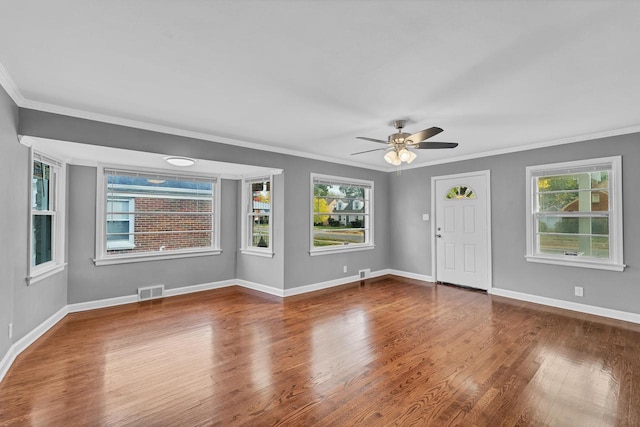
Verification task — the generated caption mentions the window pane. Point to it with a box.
[131,213,213,232]
[108,231,213,254]
[32,161,50,211]
[538,171,609,192]
[591,236,610,258]
[538,234,608,258]
[105,171,216,255]
[538,191,608,212]
[251,181,270,212]
[538,217,608,235]
[312,177,372,250]
[249,215,270,248]
[446,185,475,199]
[107,221,130,240]
[313,228,365,247]
[106,200,133,221]
[32,214,52,266]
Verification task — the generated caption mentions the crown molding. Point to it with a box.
[0,61,25,105]
[386,124,640,173]
[3,60,638,174]
[18,98,390,173]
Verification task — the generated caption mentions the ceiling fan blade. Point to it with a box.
[351,147,389,155]
[406,127,443,143]
[356,136,389,144]
[413,141,458,149]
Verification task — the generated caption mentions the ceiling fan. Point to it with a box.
[352,120,458,165]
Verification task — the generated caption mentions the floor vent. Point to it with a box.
[138,285,165,301]
[359,269,371,279]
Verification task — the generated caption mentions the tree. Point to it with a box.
[339,186,364,199]
[313,197,331,225]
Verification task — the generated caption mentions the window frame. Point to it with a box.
[240,175,274,258]
[309,173,374,256]
[94,164,221,266]
[27,149,67,285]
[525,156,625,271]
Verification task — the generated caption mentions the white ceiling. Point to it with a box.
[1,1,639,170]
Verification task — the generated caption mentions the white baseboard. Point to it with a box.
[283,268,390,297]
[164,279,237,297]
[388,269,434,283]
[490,288,640,325]
[236,280,284,297]
[0,305,69,383]
[68,294,138,313]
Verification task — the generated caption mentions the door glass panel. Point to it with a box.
[445,185,475,199]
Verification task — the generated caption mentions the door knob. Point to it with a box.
[436,234,442,238]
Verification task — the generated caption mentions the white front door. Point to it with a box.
[432,170,491,290]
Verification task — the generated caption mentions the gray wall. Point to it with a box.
[67,165,238,303]
[0,87,67,366]
[282,156,389,288]
[0,86,18,360]
[235,174,285,289]
[20,108,390,299]
[390,132,640,314]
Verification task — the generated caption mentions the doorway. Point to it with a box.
[431,170,492,291]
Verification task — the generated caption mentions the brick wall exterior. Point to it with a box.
[108,197,212,254]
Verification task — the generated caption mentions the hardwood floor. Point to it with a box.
[1,275,639,426]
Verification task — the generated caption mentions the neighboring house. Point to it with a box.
[332,198,365,227]
[562,190,609,212]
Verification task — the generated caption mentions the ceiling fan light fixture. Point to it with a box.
[384,150,399,165]
[398,148,412,162]
[406,150,418,164]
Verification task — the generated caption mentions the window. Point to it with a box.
[525,156,624,271]
[241,176,273,257]
[310,173,374,255]
[446,185,476,199]
[94,167,220,265]
[29,151,66,284]
[106,198,135,250]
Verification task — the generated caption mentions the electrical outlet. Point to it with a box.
[343,265,348,273]
[574,286,584,297]
[8,322,12,339]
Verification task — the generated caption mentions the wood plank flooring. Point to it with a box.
[1,275,639,426]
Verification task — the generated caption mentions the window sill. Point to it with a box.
[27,263,67,285]
[525,255,626,272]
[240,248,274,258]
[93,249,222,266]
[309,244,375,257]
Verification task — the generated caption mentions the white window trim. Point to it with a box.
[525,156,625,272]
[93,164,221,266]
[240,174,274,258]
[309,173,375,256]
[27,149,67,285]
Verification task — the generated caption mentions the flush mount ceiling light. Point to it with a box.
[164,156,196,167]
[352,120,459,165]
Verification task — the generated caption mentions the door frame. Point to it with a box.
[431,169,493,291]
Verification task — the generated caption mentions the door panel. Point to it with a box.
[445,244,456,270]
[434,173,490,290]
[464,244,476,272]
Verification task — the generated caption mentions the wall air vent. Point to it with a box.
[359,269,371,279]
[138,284,165,301]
